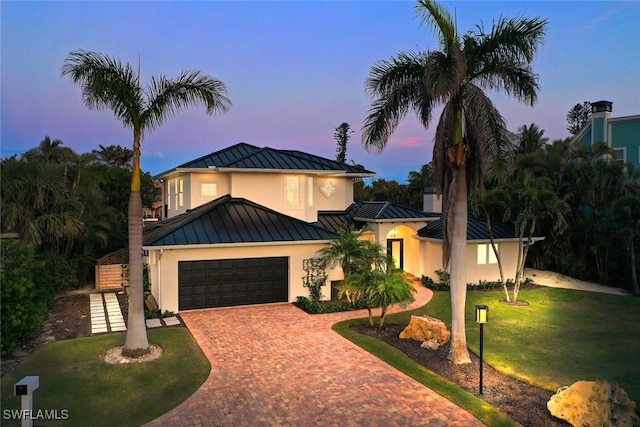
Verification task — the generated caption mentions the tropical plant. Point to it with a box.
[317,225,383,279]
[367,265,416,328]
[62,49,231,356]
[361,0,547,363]
[516,123,548,154]
[1,156,84,247]
[92,144,134,168]
[334,122,353,164]
[512,175,569,302]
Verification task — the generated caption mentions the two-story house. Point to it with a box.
[573,100,640,167]
[143,142,539,313]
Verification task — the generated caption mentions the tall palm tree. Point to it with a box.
[63,50,231,356]
[362,0,546,363]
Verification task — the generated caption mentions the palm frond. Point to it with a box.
[414,0,457,51]
[61,50,143,129]
[362,52,429,152]
[462,83,511,188]
[143,70,232,131]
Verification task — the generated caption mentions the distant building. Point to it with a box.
[573,100,640,167]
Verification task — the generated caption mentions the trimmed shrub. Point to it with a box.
[295,296,368,314]
[421,273,532,292]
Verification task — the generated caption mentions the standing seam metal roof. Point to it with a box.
[158,143,374,176]
[417,217,518,240]
[143,195,337,246]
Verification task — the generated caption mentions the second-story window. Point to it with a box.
[176,179,183,209]
[307,177,314,207]
[285,176,300,209]
[201,182,217,197]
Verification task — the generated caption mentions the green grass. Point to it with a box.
[335,287,640,422]
[333,318,518,427]
[1,328,210,427]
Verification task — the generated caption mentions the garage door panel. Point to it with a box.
[178,257,289,310]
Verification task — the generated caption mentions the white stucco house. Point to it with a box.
[144,143,541,312]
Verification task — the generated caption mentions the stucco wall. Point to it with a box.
[420,240,522,284]
[189,172,231,209]
[147,242,341,313]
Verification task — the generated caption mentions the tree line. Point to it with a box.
[0,138,156,355]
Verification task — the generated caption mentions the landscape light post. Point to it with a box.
[475,305,489,395]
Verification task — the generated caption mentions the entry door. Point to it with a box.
[387,239,404,270]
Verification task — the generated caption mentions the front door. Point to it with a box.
[387,239,404,270]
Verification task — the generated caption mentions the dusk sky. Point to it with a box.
[2,1,639,182]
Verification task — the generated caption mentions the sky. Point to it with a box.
[2,1,639,183]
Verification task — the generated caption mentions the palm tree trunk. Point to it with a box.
[448,167,471,364]
[123,132,150,356]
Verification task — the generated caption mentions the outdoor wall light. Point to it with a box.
[475,304,489,395]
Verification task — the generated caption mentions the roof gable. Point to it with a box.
[315,200,437,232]
[352,201,438,221]
[144,195,337,246]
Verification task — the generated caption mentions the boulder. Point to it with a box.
[547,380,640,427]
[399,315,450,349]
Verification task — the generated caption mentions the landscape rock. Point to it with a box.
[399,315,450,349]
[547,380,640,427]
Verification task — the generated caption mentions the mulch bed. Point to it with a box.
[352,323,569,427]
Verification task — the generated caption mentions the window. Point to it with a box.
[477,244,498,265]
[167,180,172,210]
[285,176,300,209]
[177,179,184,209]
[613,148,626,165]
[307,177,314,207]
[201,182,217,197]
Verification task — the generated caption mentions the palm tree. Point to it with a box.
[517,123,548,154]
[93,144,134,168]
[361,0,546,363]
[512,174,569,302]
[63,50,231,356]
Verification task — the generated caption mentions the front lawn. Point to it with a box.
[1,328,209,427]
[338,287,640,405]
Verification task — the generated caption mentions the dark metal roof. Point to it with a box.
[177,143,261,169]
[144,195,337,246]
[156,143,374,177]
[352,201,438,221]
[315,200,437,232]
[417,216,518,241]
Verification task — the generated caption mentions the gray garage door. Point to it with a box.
[178,257,289,310]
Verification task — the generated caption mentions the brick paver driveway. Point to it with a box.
[146,285,483,426]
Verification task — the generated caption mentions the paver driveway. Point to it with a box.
[146,285,484,426]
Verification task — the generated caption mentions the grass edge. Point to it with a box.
[332,318,518,427]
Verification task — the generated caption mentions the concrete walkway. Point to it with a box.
[90,292,127,334]
[146,284,484,427]
[524,268,631,296]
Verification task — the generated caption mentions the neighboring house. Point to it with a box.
[573,100,640,167]
[144,143,541,313]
